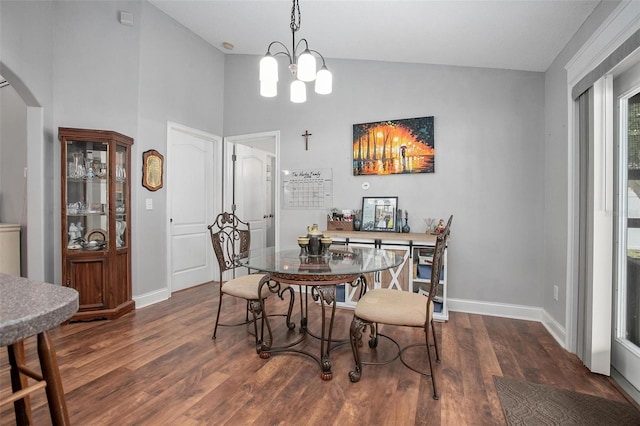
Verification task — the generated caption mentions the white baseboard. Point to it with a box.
[130,291,570,349]
[134,287,170,309]
[540,309,566,348]
[448,298,567,349]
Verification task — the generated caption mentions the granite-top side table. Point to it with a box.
[0,273,78,425]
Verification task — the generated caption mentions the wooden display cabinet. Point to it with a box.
[59,127,134,321]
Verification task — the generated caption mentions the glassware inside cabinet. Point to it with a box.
[115,145,127,248]
[65,140,109,251]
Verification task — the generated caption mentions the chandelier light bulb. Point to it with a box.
[297,50,317,82]
[260,80,278,97]
[259,55,278,82]
[314,66,332,95]
[290,80,307,103]
[259,0,331,103]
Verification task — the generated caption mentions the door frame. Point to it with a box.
[165,121,222,294]
[0,62,48,282]
[612,68,640,398]
[565,0,640,355]
[223,130,281,250]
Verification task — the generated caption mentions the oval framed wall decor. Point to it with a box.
[142,149,164,191]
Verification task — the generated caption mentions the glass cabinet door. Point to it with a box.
[65,140,109,251]
[115,144,128,248]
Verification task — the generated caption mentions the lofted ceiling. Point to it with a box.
[148,0,601,73]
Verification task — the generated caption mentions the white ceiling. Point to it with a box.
[148,0,601,73]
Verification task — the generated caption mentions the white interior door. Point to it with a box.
[223,131,279,251]
[168,123,220,292]
[234,144,267,250]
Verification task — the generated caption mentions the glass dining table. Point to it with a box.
[236,246,404,380]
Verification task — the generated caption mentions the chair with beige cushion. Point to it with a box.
[208,212,295,347]
[348,215,452,400]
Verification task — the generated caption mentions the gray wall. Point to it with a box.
[0,0,225,299]
[136,1,224,296]
[224,55,546,307]
[1,0,56,280]
[0,84,27,224]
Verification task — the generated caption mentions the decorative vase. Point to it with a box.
[306,223,323,256]
[307,224,322,236]
[70,152,85,178]
[353,218,361,231]
[307,235,322,256]
[402,219,410,233]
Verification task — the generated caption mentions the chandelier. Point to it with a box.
[259,0,332,103]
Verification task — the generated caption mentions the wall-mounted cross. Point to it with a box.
[301,130,312,151]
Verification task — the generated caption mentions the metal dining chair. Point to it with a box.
[348,215,452,400]
[208,212,295,348]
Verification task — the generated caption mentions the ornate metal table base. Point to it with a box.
[257,273,365,381]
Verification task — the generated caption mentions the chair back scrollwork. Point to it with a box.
[425,215,452,325]
[208,212,251,277]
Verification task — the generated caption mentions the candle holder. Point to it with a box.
[297,236,309,256]
[321,237,333,256]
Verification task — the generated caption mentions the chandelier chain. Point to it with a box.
[290,0,301,33]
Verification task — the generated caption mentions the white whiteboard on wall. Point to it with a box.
[282,168,333,209]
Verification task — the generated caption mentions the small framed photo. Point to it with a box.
[361,196,398,232]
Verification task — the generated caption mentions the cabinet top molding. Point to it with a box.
[58,127,133,145]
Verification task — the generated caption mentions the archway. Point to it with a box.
[1,62,48,281]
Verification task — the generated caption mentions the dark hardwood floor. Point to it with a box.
[1,282,636,425]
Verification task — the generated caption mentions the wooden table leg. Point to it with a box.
[37,331,71,426]
[7,340,32,425]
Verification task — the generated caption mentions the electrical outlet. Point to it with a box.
[145,198,153,210]
[553,285,559,301]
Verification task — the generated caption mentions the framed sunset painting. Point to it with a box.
[353,116,435,176]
